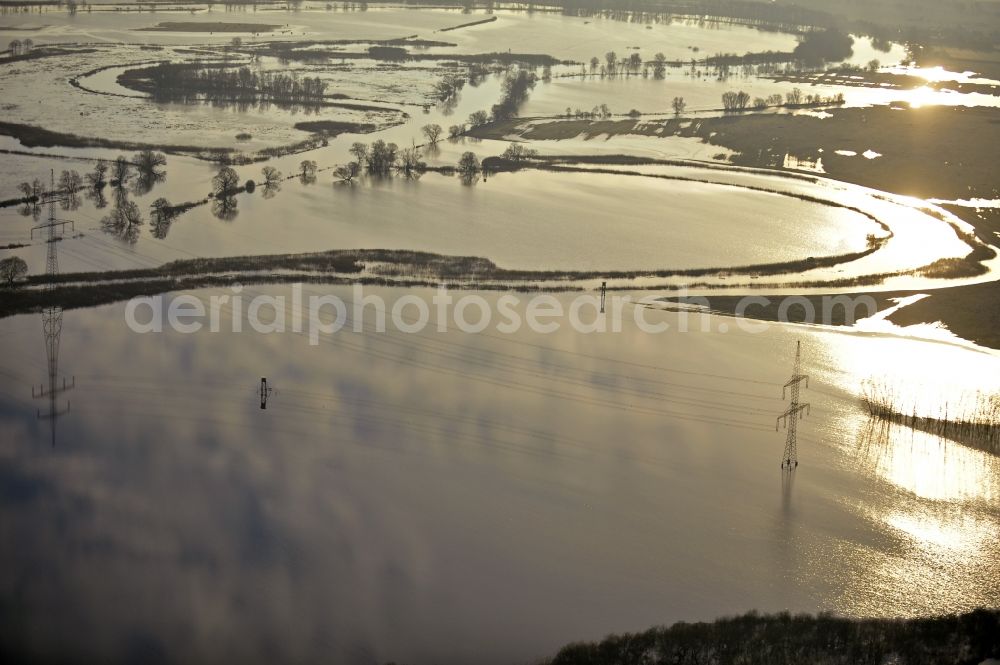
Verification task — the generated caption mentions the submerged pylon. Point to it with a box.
[776,341,810,469]
[30,170,75,446]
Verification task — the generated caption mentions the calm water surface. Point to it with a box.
[0,286,997,664]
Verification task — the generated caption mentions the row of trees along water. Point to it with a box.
[10,151,168,245]
[5,38,33,56]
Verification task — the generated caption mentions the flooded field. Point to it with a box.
[0,165,884,271]
[1,2,999,664]
[0,287,998,663]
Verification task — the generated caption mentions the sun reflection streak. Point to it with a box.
[907,86,938,109]
[823,332,1000,418]
[855,505,1000,616]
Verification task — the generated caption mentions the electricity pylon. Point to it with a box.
[31,170,75,447]
[260,378,273,409]
[776,340,809,469]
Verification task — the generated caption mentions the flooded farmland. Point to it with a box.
[1,2,999,664]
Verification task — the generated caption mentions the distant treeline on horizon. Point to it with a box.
[543,608,1000,665]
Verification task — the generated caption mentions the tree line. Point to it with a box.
[543,608,1000,665]
[6,38,33,56]
[138,63,328,105]
[722,88,845,111]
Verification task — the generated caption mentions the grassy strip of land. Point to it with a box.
[0,194,36,209]
[293,120,379,136]
[883,280,1000,350]
[0,45,97,65]
[768,69,1000,97]
[68,59,170,98]
[0,117,389,164]
[541,608,999,665]
[136,22,280,33]
[661,278,1000,350]
[0,273,579,321]
[23,241,889,288]
[0,120,231,156]
[439,15,498,32]
[255,40,567,66]
[0,235,929,320]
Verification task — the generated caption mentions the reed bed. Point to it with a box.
[861,379,1000,455]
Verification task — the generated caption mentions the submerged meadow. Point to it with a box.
[1,2,999,663]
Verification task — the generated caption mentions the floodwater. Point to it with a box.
[0,165,886,275]
[520,67,1000,118]
[2,6,999,663]
[0,144,981,290]
[3,5,993,165]
[0,6,800,61]
[0,286,997,664]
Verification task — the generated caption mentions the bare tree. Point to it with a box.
[457,151,480,183]
[58,170,82,193]
[500,143,537,162]
[102,199,143,244]
[150,197,174,219]
[212,196,238,222]
[0,256,27,286]
[86,160,108,189]
[149,197,179,238]
[467,110,489,127]
[434,74,465,102]
[18,179,44,200]
[396,144,425,178]
[213,165,240,196]
[604,51,617,75]
[333,163,357,183]
[672,97,686,115]
[134,150,167,179]
[652,52,667,79]
[421,123,443,145]
[261,166,282,186]
[722,90,750,112]
[111,156,131,187]
[299,160,317,183]
[366,141,397,175]
[349,142,369,168]
[118,199,143,227]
